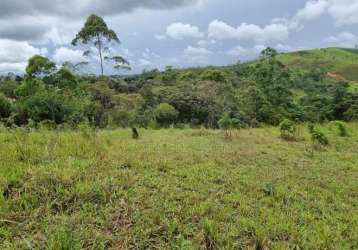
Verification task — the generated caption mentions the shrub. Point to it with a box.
[0,93,12,118]
[218,113,242,130]
[154,103,179,127]
[218,113,232,130]
[343,104,358,121]
[308,124,329,146]
[279,119,297,140]
[332,121,349,137]
[0,80,18,98]
[200,69,227,82]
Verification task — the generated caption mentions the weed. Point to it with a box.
[308,124,329,147]
[46,228,82,250]
[262,183,275,196]
[279,119,298,141]
[332,121,349,137]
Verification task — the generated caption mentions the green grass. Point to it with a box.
[349,82,358,93]
[0,124,358,249]
[278,47,358,81]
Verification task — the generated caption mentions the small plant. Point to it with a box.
[132,127,140,139]
[279,119,297,141]
[262,182,275,196]
[202,219,218,250]
[308,124,329,147]
[46,228,81,250]
[332,121,349,137]
[14,129,31,162]
[218,113,242,130]
[78,122,96,139]
[219,113,234,140]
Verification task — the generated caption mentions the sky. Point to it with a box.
[0,0,358,74]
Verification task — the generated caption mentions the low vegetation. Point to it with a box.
[278,47,358,82]
[1,124,357,249]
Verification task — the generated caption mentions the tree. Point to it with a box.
[0,93,12,118]
[0,79,18,98]
[72,14,129,75]
[62,61,89,74]
[201,70,227,82]
[51,67,78,89]
[154,103,178,127]
[250,47,302,124]
[26,55,56,78]
[260,47,278,60]
[218,113,242,129]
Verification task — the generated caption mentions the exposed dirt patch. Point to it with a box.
[327,71,347,82]
[104,207,133,250]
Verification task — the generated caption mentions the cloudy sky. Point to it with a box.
[0,0,358,74]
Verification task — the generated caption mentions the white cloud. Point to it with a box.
[328,0,358,25]
[208,20,289,44]
[142,48,160,60]
[0,39,40,63]
[0,62,27,74]
[227,45,266,58]
[154,34,167,40]
[43,23,81,46]
[197,39,216,47]
[289,0,358,27]
[184,46,212,56]
[138,58,153,67]
[0,39,44,73]
[227,46,249,57]
[52,47,86,64]
[184,45,213,64]
[120,48,134,58]
[275,44,294,52]
[166,22,204,40]
[325,32,358,47]
[208,20,238,40]
[295,0,329,21]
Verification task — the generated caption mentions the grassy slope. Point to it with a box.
[278,47,358,82]
[1,125,357,249]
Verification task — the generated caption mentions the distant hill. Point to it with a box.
[277,47,358,82]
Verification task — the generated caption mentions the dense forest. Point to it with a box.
[0,15,357,130]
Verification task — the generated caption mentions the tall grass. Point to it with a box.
[1,124,358,249]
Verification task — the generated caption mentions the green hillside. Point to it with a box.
[278,47,358,82]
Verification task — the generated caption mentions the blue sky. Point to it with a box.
[0,0,357,74]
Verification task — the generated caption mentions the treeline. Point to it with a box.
[0,47,357,129]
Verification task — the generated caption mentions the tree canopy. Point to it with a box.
[26,55,56,78]
[72,14,129,75]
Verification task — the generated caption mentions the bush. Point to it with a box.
[200,69,227,82]
[0,80,18,98]
[343,104,358,121]
[0,93,12,118]
[279,119,297,140]
[332,121,349,137]
[218,113,232,130]
[308,124,329,146]
[218,113,242,130]
[154,103,179,127]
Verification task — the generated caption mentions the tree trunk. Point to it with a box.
[97,35,104,75]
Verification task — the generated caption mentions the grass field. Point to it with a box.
[278,47,358,81]
[0,124,358,249]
